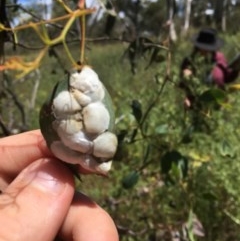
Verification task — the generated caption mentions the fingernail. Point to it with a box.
[22,159,66,195]
[32,169,64,195]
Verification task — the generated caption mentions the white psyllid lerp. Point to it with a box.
[40,66,118,175]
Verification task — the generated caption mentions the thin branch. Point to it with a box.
[5,85,27,128]
[1,8,95,32]
[29,69,40,110]
[78,0,86,64]
[0,115,11,136]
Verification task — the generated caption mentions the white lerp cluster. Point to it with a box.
[50,66,118,175]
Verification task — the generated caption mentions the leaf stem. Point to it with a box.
[78,0,86,65]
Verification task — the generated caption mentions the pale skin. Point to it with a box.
[182,69,192,108]
[0,130,119,241]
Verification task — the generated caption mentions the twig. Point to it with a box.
[29,69,40,110]
[0,115,11,136]
[5,84,26,128]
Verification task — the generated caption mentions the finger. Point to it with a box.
[0,158,74,241]
[0,130,105,179]
[58,192,119,241]
[0,130,52,184]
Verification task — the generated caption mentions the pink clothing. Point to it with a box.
[211,52,228,87]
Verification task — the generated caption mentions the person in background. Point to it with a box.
[179,28,238,108]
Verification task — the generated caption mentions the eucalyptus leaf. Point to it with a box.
[130,99,142,123]
[122,171,139,189]
[219,139,235,158]
[160,150,188,179]
[155,124,169,134]
[186,210,196,241]
[199,89,226,105]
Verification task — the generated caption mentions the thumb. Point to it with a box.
[0,158,75,241]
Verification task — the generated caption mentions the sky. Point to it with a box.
[19,0,52,5]
[14,0,239,27]
[19,0,159,7]
[14,0,158,27]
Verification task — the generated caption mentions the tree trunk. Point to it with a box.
[166,0,177,42]
[214,0,229,31]
[222,0,229,31]
[183,0,192,34]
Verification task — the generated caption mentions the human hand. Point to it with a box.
[0,130,119,241]
[183,68,192,78]
[184,97,192,108]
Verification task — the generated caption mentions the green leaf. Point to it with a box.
[219,139,235,158]
[186,210,196,241]
[143,144,151,163]
[161,150,181,174]
[181,125,194,143]
[171,162,182,180]
[130,99,142,123]
[185,210,205,238]
[199,89,226,105]
[122,171,139,189]
[160,150,188,179]
[154,73,164,84]
[155,124,169,134]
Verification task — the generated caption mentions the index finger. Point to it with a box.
[0,130,53,177]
